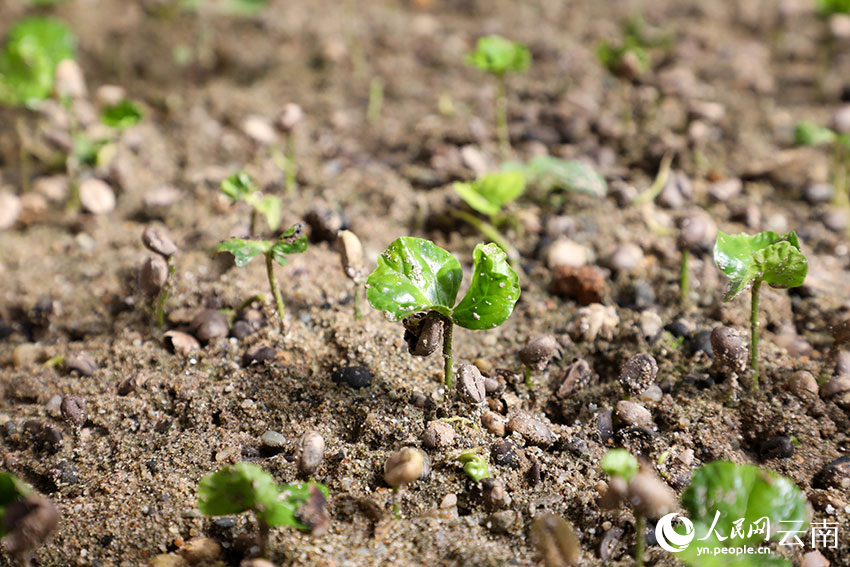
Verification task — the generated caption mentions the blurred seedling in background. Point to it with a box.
[596,15,671,80]
[216,224,307,332]
[817,0,850,16]
[466,35,530,158]
[794,120,850,215]
[367,237,520,388]
[141,225,179,328]
[455,449,490,482]
[220,171,281,236]
[518,335,560,389]
[451,171,525,266]
[676,211,716,304]
[197,462,329,558]
[503,155,608,208]
[275,103,303,194]
[713,231,808,392]
[0,472,60,566]
[337,230,366,320]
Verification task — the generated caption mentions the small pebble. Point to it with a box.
[690,330,713,356]
[457,364,486,404]
[804,183,834,204]
[545,238,589,268]
[242,345,276,366]
[677,211,717,251]
[65,353,98,377]
[519,335,560,371]
[550,266,608,305]
[260,431,287,452]
[439,493,457,509]
[298,431,325,475]
[117,376,136,396]
[567,303,619,342]
[144,185,181,209]
[55,59,87,98]
[615,400,653,427]
[707,178,743,202]
[423,421,455,450]
[60,395,87,428]
[179,537,221,564]
[491,438,518,468]
[481,478,510,509]
[32,176,68,203]
[0,192,22,230]
[606,243,643,272]
[79,178,116,215]
[277,103,304,132]
[482,411,506,437]
[659,170,692,209]
[640,311,663,340]
[190,309,229,342]
[331,366,372,389]
[506,413,557,447]
[483,378,504,394]
[241,115,277,145]
[760,436,794,460]
[384,447,426,487]
[821,374,850,398]
[530,513,580,567]
[619,353,658,396]
[487,510,517,535]
[163,331,200,356]
[788,370,818,398]
[142,225,178,258]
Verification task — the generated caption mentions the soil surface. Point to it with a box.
[2,0,850,566]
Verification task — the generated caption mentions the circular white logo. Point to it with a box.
[655,512,695,553]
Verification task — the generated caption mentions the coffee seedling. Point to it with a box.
[384,448,427,518]
[600,449,676,567]
[518,335,560,388]
[504,155,608,199]
[794,120,850,210]
[672,461,808,566]
[276,103,303,194]
[466,35,530,156]
[197,462,329,558]
[713,231,808,391]
[0,471,60,564]
[141,225,178,328]
[100,98,143,130]
[676,211,716,303]
[337,230,366,320]
[456,449,490,482]
[596,16,670,80]
[817,0,850,16]
[452,171,525,265]
[220,171,281,236]
[216,223,307,332]
[366,237,521,388]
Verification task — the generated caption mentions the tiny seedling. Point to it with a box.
[338,230,366,320]
[100,99,143,130]
[466,35,530,157]
[452,171,525,265]
[817,0,850,16]
[197,462,328,558]
[504,155,608,199]
[216,223,307,332]
[142,225,178,328]
[794,120,850,211]
[713,231,808,391]
[220,171,282,236]
[674,461,809,566]
[600,450,645,567]
[596,16,670,79]
[0,471,59,563]
[456,449,491,482]
[366,237,521,388]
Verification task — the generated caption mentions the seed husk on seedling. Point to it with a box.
[451,171,525,266]
[197,462,329,558]
[366,237,521,388]
[216,223,307,333]
[337,229,365,320]
[384,448,428,518]
[220,171,281,237]
[0,471,60,564]
[465,35,530,157]
[713,231,808,391]
[518,335,560,388]
[142,225,178,328]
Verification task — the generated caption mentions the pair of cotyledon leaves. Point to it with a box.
[366,237,520,331]
[713,231,808,302]
[197,462,327,531]
[220,171,282,233]
[216,224,307,267]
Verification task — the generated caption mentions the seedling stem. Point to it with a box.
[680,248,689,304]
[523,366,533,388]
[353,283,363,320]
[154,259,174,328]
[750,279,761,392]
[496,73,509,158]
[443,315,454,388]
[285,133,297,194]
[257,517,270,558]
[449,209,519,268]
[266,250,286,332]
[635,513,646,567]
[15,116,31,193]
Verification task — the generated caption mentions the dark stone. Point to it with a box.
[689,330,713,357]
[243,345,276,366]
[760,436,794,460]
[597,409,614,444]
[664,320,691,339]
[331,366,372,389]
[491,438,518,469]
[231,320,254,340]
[190,309,229,343]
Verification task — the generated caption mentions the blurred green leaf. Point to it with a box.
[601,449,639,481]
[466,35,530,76]
[101,99,143,129]
[793,120,837,147]
[453,171,525,217]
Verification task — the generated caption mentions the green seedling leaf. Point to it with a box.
[256,195,282,232]
[713,231,807,301]
[225,0,271,16]
[0,16,76,106]
[675,461,809,566]
[818,0,850,16]
[264,481,329,530]
[197,462,279,517]
[221,171,258,202]
[466,35,530,76]
[793,120,836,147]
[269,223,307,264]
[101,99,143,129]
[453,171,525,217]
[457,452,491,482]
[0,472,33,537]
[513,156,607,197]
[600,449,639,481]
[217,224,306,268]
[453,242,520,330]
[366,237,462,321]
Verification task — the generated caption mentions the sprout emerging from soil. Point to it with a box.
[99,98,143,130]
[713,231,808,391]
[465,35,530,157]
[141,225,178,328]
[676,211,716,303]
[197,462,329,558]
[275,103,303,194]
[456,449,491,482]
[531,513,580,567]
[794,119,850,216]
[0,472,60,565]
[337,229,365,320]
[220,171,281,237]
[518,335,560,389]
[384,448,428,518]
[216,224,307,332]
[451,171,525,266]
[366,237,521,388]
[596,16,670,80]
